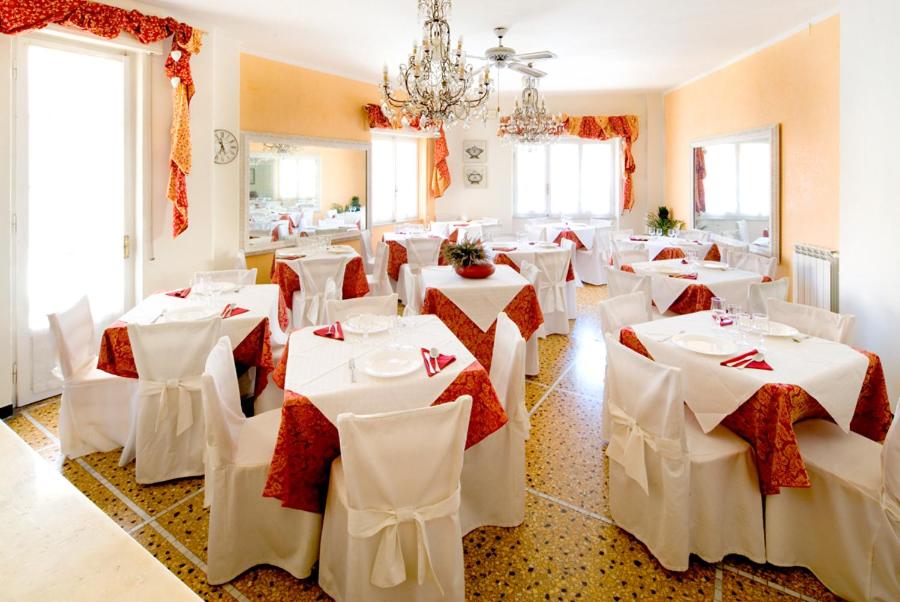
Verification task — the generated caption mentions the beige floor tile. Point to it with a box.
[463,493,715,601]
[231,566,331,601]
[525,381,549,412]
[28,397,61,437]
[526,389,609,517]
[528,335,578,385]
[721,570,797,601]
[724,556,845,601]
[555,335,608,398]
[3,414,53,450]
[157,495,210,563]
[64,457,145,530]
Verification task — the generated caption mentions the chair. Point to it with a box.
[318,396,473,602]
[201,336,322,584]
[326,294,398,324]
[366,242,394,297]
[604,335,765,570]
[764,414,900,602]
[193,269,258,286]
[523,247,572,336]
[119,318,221,483]
[358,230,375,274]
[287,256,348,328]
[736,219,749,242]
[604,265,652,301]
[679,229,710,242]
[729,250,777,279]
[612,249,647,269]
[460,313,527,534]
[397,237,442,313]
[766,298,855,343]
[233,250,248,270]
[598,292,652,337]
[748,277,789,315]
[710,234,748,264]
[48,296,138,458]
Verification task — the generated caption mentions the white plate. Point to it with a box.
[361,346,421,378]
[535,242,557,248]
[672,333,738,356]
[343,314,394,335]
[327,245,355,254]
[702,261,729,270]
[766,321,800,337]
[161,305,219,323]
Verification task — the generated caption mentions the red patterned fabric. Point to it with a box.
[271,256,370,311]
[553,229,586,250]
[98,318,274,397]
[563,115,639,212]
[420,286,543,373]
[262,361,507,511]
[654,247,686,261]
[384,239,449,281]
[704,244,721,262]
[693,148,706,213]
[619,328,893,494]
[0,0,201,238]
[494,253,575,282]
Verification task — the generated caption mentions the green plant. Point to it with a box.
[646,205,684,233]
[443,239,488,268]
[331,195,362,214]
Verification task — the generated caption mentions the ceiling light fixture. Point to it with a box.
[497,72,564,144]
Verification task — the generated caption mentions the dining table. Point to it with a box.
[525,222,595,250]
[381,231,451,281]
[618,311,892,495]
[623,258,767,314]
[616,234,719,262]
[486,240,577,311]
[264,314,508,513]
[270,246,370,319]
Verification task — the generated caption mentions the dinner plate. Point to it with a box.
[535,242,557,248]
[702,261,729,270]
[361,346,421,378]
[161,305,219,323]
[343,314,394,335]
[766,321,800,337]
[327,245,355,254]
[200,281,237,294]
[672,333,738,356]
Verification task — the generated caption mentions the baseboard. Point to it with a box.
[0,405,12,420]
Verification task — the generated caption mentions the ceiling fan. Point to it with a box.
[471,26,557,78]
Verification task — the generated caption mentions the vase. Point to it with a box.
[455,263,495,279]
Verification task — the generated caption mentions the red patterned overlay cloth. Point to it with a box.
[271,256,370,313]
[384,239,451,281]
[263,361,507,511]
[421,286,543,373]
[98,319,275,397]
[619,327,893,495]
[553,229,586,250]
[493,253,576,282]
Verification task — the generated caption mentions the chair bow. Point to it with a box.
[606,402,683,495]
[540,280,568,313]
[304,277,337,325]
[138,376,203,436]
[347,487,461,595]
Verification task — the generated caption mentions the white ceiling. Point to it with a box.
[144,0,838,92]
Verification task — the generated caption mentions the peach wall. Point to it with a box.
[664,16,840,277]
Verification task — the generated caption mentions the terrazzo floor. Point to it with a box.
[5,284,845,601]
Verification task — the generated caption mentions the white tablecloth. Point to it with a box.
[630,311,870,433]
[616,236,712,260]
[418,265,528,332]
[526,223,595,249]
[630,259,763,313]
[486,242,577,309]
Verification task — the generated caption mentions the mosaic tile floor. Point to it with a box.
[5,284,844,601]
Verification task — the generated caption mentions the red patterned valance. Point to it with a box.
[693,147,706,213]
[563,115,640,213]
[0,0,202,237]
[365,103,451,199]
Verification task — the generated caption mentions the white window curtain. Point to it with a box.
[371,134,419,224]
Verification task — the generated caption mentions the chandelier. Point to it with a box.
[380,0,491,134]
[497,74,565,144]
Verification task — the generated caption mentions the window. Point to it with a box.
[514,140,618,218]
[276,155,319,206]
[371,135,419,224]
[702,141,771,217]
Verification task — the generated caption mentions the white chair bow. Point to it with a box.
[606,402,683,495]
[139,376,203,436]
[347,488,460,595]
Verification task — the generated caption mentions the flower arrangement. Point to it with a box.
[646,205,684,233]
[443,239,494,278]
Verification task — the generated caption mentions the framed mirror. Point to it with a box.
[690,124,780,261]
[241,133,371,250]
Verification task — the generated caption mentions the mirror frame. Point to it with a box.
[689,124,781,262]
[240,132,372,250]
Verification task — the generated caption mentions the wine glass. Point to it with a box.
[711,297,726,324]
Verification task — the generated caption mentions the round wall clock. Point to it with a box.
[214,129,238,164]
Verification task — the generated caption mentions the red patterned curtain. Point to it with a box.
[364,103,451,198]
[562,115,640,213]
[693,147,706,213]
[0,0,202,237]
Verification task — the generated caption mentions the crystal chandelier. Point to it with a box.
[497,74,564,144]
[380,0,491,134]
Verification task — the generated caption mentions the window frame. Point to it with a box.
[512,137,621,219]
[370,132,421,226]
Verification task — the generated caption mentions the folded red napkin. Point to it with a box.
[720,349,773,371]
[669,273,698,280]
[166,287,191,298]
[220,305,249,319]
[718,317,734,327]
[681,259,689,265]
[314,322,344,340]
[420,348,456,377]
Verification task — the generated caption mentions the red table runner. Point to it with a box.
[494,253,576,282]
[262,361,507,512]
[421,286,543,373]
[271,256,369,316]
[98,318,275,397]
[385,239,450,281]
[553,229,587,250]
[621,265,771,314]
[619,327,893,494]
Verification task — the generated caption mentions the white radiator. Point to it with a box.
[792,244,839,311]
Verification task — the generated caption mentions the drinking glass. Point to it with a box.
[711,296,726,323]
[752,313,769,351]
[737,312,753,343]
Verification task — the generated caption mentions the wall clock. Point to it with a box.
[214,129,238,164]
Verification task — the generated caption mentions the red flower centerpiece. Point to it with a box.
[443,239,495,279]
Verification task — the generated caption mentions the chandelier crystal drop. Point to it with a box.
[497,74,565,144]
[380,0,491,135]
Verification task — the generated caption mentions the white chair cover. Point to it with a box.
[613,249,648,268]
[729,250,777,279]
[710,234,748,264]
[605,335,764,570]
[736,219,749,242]
[679,229,710,242]
[233,250,248,270]
[326,294,398,324]
[359,230,375,274]
[765,415,900,602]
[48,296,137,458]
[611,238,642,254]
[766,298,855,343]
[202,337,322,584]
[526,248,572,336]
[366,242,394,297]
[193,269,258,286]
[120,318,221,483]
[748,277,789,315]
[574,227,613,285]
[598,292,652,337]
[398,237,443,311]
[318,397,472,602]
[288,256,347,328]
[604,265,652,302]
[460,314,527,533]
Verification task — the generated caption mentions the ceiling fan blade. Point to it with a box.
[467,55,489,61]
[512,51,556,61]
[509,62,547,78]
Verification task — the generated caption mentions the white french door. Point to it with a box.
[14,35,135,405]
